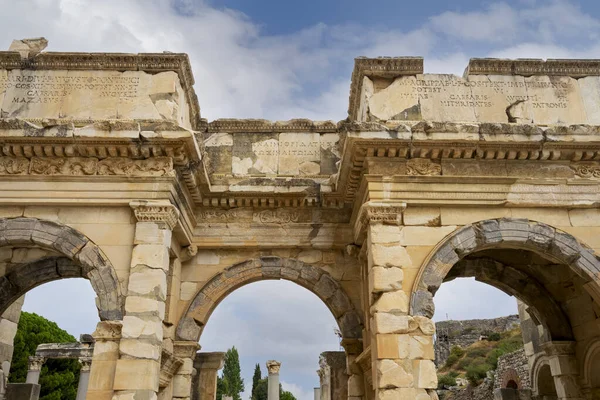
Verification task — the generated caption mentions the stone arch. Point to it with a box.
[0,217,123,320]
[583,339,600,388]
[410,218,600,340]
[501,368,521,389]
[530,355,555,396]
[176,256,363,342]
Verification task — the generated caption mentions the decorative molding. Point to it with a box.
[354,202,406,243]
[255,209,300,224]
[406,158,442,176]
[0,156,173,176]
[467,58,600,77]
[130,200,180,230]
[208,118,338,133]
[0,51,201,129]
[78,357,93,372]
[27,356,45,371]
[348,57,423,121]
[266,360,281,375]
[571,162,600,178]
[180,245,198,262]
[159,349,184,388]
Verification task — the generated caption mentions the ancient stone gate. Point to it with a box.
[0,40,599,399]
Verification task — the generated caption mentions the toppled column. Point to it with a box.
[266,360,281,400]
[25,356,44,384]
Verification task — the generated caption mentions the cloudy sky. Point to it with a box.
[3,0,599,398]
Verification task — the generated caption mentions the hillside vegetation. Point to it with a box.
[437,328,523,388]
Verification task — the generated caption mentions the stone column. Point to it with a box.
[172,341,200,400]
[76,357,92,400]
[541,342,582,400]
[25,356,44,384]
[0,296,25,396]
[86,320,122,399]
[356,202,437,399]
[342,339,365,400]
[266,360,281,400]
[313,388,321,400]
[193,352,225,400]
[113,200,179,400]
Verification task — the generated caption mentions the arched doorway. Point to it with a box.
[0,217,124,397]
[176,256,364,399]
[411,218,600,400]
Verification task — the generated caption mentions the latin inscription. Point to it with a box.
[394,76,574,110]
[5,74,140,104]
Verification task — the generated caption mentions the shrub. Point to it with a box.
[487,332,501,341]
[465,347,488,359]
[465,362,493,386]
[444,354,459,369]
[437,373,457,389]
[450,346,465,357]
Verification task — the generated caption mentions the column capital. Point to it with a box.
[28,356,45,371]
[353,201,406,243]
[78,357,93,372]
[130,200,180,230]
[194,352,226,370]
[173,340,201,359]
[266,360,281,375]
[92,320,122,341]
[341,338,363,355]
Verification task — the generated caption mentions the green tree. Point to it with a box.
[253,379,296,400]
[218,347,244,400]
[10,312,81,400]
[251,363,261,399]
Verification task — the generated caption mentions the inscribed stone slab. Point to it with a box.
[578,76,600,124]
[278,132,320,175]
[524,75,585,125]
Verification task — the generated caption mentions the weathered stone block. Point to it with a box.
[371,245,412,268]
[369,267,403,293]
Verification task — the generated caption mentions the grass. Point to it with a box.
[437,328,523,388]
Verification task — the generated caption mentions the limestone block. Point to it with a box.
[180,282,198,301]
[468,75,532,123]
[91,341,119,361]
[113,359,160,391]
[131,244,170,271]
[376,388,429,400]
[195,250,220,265]
[121,316,163,342]
[439,207,510,225]
[127,268,167,300]
[417,74,477,122]
[297,249,322,264]
[370,290,409,314]
[372,313,417,334]
[1,70,67,118]
[369,224,402,244]
[413,360,437,389]
[525,76,586,124]
[368,76,421,121]
[376,359,413,389]
[399,226,457,246]
[403,208,441,226]
[569,209,600,226]
[125,296,165,319]
[369,267,403,293]
[357,76,374,122]
[376,335,401,359]
[278,132,320,175]
[134,223,172,246]
[410,336,434,360]
[579,76,600,124]
[119,339,161,360]
[172,374,192,398]
[370,244,412,267]
[347,374,365,396]
[414,316,435,336]
[0,320,17,344]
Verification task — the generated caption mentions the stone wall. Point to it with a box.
[435,315,520,367]
[493,348,530,391]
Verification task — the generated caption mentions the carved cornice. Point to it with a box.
[353,201,406,243]
[207,118,338,133]
[130,200,180,230]
[467,58,600,77]
[348,57,424,121]
[0,156,173,176]
[0,52,201,129]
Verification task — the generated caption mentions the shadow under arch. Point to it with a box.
[0,217,124,320]
[410,218,600,341]
[176,256,363,342]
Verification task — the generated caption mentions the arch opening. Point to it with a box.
[537,364,558,397]
[176,257,363,343]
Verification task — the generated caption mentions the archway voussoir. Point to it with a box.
[337,311,362,339]
[329,289,352,318]
[450,225,477,256]
[176,317,203,342]
[527,222,555,249]
[56,258,82,278]
[498,218,530,243]
[314,274,338,301]
[3,218,37,245]
[474,219,502,245]
[411,289,434,318]
[262,265,282,279]
[298,263,323,285]
[549,230,582,264]
[260,256,282,267]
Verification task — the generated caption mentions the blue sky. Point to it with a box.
[2,0,598,398]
